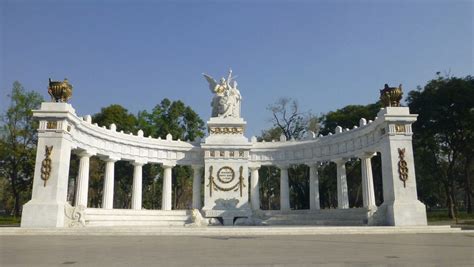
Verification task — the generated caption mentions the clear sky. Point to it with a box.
[1,0,472,137]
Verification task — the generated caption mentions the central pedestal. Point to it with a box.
[201,117,252,225]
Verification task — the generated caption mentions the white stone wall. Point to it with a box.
[21,103,427,227]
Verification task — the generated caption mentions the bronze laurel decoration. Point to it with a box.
[239,166,246,197]
[41,146,53,186]
[398,148,408,187]
[207,166,214,197]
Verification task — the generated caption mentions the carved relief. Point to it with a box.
[217,166,235,184]
[46,121,57,129]
[209,127,244,135]
[398,148,409,187]
[207,165,246,197]
[41,146,53,186]
[395,124,406,133]
[64,203,85,227]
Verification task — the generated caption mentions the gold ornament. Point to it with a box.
[398,148,409,187]
[48,78,72,103]
[380,84,403,107]
[41,146,53,186]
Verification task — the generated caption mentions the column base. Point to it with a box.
[21,200,66,228]
[377,200,427,226]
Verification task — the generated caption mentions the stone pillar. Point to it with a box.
[249,166,261,210]
[102,158,118,209]
[162,164,174,210]
[21,103,77,228]
[308,163,321,210]
[75,152,92,208]
[191,165,202,209]
[334,159,349,209]
[279,165,290,211]
[131,161,145,210]
[360,153,376,209]
[377,107,427,225]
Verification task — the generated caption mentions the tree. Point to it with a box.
[318,102,383,208]
[267,97,319,140]
[260,98,319,209]
[91,104,138,208]
[319,103,380,135]
[407,74,474,217]
[137,98,205,141]
[92,104,137,133]
[0,81,43,216]
[137,99,205,209]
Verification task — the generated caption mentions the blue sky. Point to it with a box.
[1,0,472,137]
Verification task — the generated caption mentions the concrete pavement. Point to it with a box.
[1,232,473,266]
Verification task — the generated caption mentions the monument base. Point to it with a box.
[21,200,66,228]
[379,200,427,226]
[203,209,252,226]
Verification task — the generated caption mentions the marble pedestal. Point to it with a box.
[201,117,252,225]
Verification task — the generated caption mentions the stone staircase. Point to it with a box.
[84,208,192,227]
[261,208,369,226]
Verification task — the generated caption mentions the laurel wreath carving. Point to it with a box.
[207,165,246,197]
[398,148,408,188]
[41,146,53,187]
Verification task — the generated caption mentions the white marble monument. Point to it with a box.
[201,70,252,225]
[21,77,427,228]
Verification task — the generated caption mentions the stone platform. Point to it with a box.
[0,225,466,236]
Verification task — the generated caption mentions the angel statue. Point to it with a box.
[203,69,242,118]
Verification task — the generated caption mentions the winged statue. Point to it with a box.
[203,69,241,118]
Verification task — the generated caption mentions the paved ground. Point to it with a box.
[1,233,473,266]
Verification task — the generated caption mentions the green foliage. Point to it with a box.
[83,100,204,209]
[407,74,474,217]
[0,81,43,216]
[319,103,380,135]
[92,104,137,133]
[137,98,205,141]
[260,98,384,210]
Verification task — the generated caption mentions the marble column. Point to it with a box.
[361,153,376,209]
[279,165,290,211]
[102,158,118,209]
[162,164,174,210]
[309,163,321,210]
[335,159,349,209]
[75,152,92,207]
[191,165,202,209]
[131,161,144,210]
[249,166,261,210]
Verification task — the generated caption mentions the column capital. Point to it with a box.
[77,150,95,158]
[162,162,176,168]
[358,152,377,159]
[191,165,203,171]
[305,162,321,168]
[332,158,348,165]
[248,165,261,171]
[276,164,290,170]
[132,160,147,166]
[103,156,120,163]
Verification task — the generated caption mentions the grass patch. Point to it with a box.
[0,215,21,225]
[427,210,474,222]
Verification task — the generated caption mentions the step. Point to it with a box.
[86,221,189,227]
[263,220,366,226]
[85,208,190,216]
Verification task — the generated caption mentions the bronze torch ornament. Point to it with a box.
[380,84,403,107]
[48,78,72,103]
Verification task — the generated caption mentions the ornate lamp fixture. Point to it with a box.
[380,84,403,107]
[48,78,73,103]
